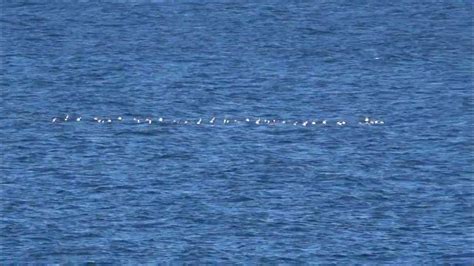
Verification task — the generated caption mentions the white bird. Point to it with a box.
[148,119,152,124]
[256,119,261,125]
[210,117,216,124]
[364,117,370,123]
[117,116,123,121]
[311,121,316,125]
[322,120,327,125]
[302,121,308,126]
[76,117,81,122]
[158,117,163,122]
[293,121,298,126]
[64,114,69,121]
[197,118,202,125]
[94,117,99,121]
[52,118,57,123]
[245,118,250,122]
[107,119,112,123]
[282,121,286,124]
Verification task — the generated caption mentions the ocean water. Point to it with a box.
[1,1,473,264]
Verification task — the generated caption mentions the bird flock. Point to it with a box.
[51,115,385,127]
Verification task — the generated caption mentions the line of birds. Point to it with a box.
[51,115,385,126]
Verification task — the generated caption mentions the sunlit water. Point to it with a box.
[1,1,473,264]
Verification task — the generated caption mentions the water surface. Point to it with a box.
[1,1,473,264]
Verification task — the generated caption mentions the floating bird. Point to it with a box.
[48,115,386,128]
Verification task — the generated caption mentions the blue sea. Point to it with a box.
[1,1,473,264]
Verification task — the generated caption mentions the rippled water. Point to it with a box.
[1,1,473,264]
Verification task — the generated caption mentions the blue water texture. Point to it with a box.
[1,1,473,264]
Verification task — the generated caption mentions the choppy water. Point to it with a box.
[1,1,473,264]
